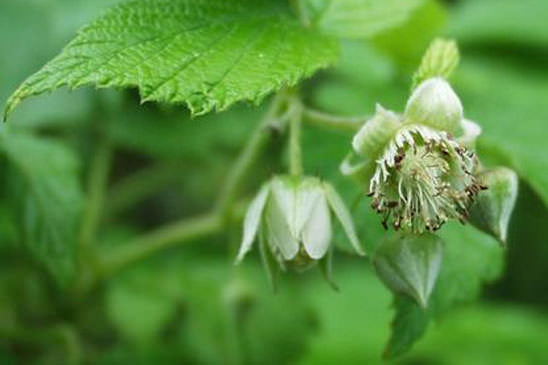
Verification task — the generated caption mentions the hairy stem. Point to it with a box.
[302,107,366,131]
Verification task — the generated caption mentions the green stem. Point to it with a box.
[288,100,303,176]
[94,94,286,282]
[79,140,113,249]
[98,213,223,278]
[302,107,366,131]
[215,93,286,217]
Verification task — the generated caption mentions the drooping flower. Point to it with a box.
[236,175,364,286]
[346,77,485,233]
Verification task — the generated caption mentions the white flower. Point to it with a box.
[345,78,485,233]
[236,175,364,281]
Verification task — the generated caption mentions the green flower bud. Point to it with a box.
[374,233,443,308]
[468,167,518,245]
[236,175,364,287]
[405,77,463,135]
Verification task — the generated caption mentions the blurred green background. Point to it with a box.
[1,0,548,364]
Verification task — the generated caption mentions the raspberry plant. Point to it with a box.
[3,0,546,363]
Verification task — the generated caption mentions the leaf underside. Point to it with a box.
[4,0,338,119]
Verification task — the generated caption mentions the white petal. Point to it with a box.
[270,176,297,236]
[235,183,270,263]
[266,191,299,260]
[352,104,401,159]
[323,183,366,256]
[457,119,482,148]
[301,194,332,260]
[295,178,323,237]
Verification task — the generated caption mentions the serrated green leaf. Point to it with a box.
[384,223,503,358]
[4,0,338,119]
[310,0,425,39]
[0,132,83,286]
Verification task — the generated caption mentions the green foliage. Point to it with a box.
[408,304,548,364]
[1,0,547,363]
[385,223,503,357]
[0,131,83,285]
[4,0,338,118]
[307,0,425,39]
[456,59,548,206]
[449,0,548,47]
[372,0,447,70]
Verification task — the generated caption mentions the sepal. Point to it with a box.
[374,234,443,308]
[468,167,518,245]
[352,104,401,160]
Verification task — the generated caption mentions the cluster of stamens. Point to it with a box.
[368,125,486,233]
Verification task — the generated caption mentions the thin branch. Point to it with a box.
[215,93,287,217]
[92,94,287,286]
[98,213,223,279]
[302,107,367,132]
[288,99,304,176]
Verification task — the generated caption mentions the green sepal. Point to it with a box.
[318,244,338,291]
[259,225,280,292]
[374,233,443,308]
[468,167,518,245]
[412,38,459,89]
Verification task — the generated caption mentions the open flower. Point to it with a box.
[346,77,485,233]
[236,175,364,280]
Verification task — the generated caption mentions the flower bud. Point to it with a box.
[405,77,463,135]
[374,233,443,308]
[468,167,518,245]
[236,175,364,288]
